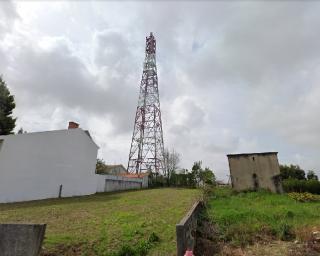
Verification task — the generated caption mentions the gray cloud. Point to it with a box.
[5,31,138,134]
[0,1,19,39]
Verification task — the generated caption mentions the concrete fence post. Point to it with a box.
[176,201,203,256]
[0,224,46,256]
[176,223,186,256]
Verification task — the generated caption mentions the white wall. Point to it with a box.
[96,174,147,193]
[0,129,98,203]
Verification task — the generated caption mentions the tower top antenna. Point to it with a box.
[146,32,156,54]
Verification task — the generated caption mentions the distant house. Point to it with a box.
[0,122,99,203]
[120,173,149,188]
[96,164,127,175]
[227,152,283,193]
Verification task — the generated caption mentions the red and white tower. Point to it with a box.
[127,32,164,174]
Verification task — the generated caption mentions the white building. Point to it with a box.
[96,164,127,175]
[0,125,99,203]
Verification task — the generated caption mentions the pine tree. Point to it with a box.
[0,76,16,135]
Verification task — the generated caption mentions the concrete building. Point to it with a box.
[227,152,282,193]
[0,124,99,203]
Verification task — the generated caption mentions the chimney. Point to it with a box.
[68,121,79,129]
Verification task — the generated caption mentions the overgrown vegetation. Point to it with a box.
[150,161,216,188]
[280,164,320,194]
[207,187,320,247]
[0,188,200,255]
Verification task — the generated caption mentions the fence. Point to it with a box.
[96,174,148,193]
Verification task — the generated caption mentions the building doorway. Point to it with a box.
[252,173,259,190]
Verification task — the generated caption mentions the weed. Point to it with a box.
[114,244,136,256]
[201,183,215,205]
[92,222,109,255]
[207,187,320,247]
[279,223,295,241]
[148,232,160,243]
[110,232,160,256]
[286,211,295,218]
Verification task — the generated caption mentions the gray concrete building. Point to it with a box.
[227,152,282,193]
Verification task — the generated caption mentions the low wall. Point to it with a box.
[176,201,203,256]
[96,174,148,193]
[0,224,46,256]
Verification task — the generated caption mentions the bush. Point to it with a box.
[283,179,320,194]
[288,192,320,202]
[202,183,215,205]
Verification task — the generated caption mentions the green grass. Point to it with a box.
[0,188,200,255]
[207,187,320,246]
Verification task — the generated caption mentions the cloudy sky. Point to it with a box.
[1,1,320,180]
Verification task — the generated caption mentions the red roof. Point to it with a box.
[119,173,149,178]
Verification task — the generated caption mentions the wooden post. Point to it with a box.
[58,184,63,198]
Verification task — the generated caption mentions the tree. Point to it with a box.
[163,148,180,185]
[307,170,319,181]
[191,161,216,186]
[201,167,216,185]
[96,158,107,174]
[280,164,306,180]
[0,76,16,135]
[17,127,27,134]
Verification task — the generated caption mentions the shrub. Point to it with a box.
[288,192,320,202]
[283,179,320,194]
[202,183,215,205]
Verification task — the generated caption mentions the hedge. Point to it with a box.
[283,179,320,194]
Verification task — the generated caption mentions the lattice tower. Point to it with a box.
[127,32,164,174]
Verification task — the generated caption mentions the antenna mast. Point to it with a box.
[127,32,165,174]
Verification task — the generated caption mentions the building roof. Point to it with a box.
[0,128,99,149]
[227,152,278,158]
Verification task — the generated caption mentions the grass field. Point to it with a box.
[0,188,200,255]
[206,187,320,255]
